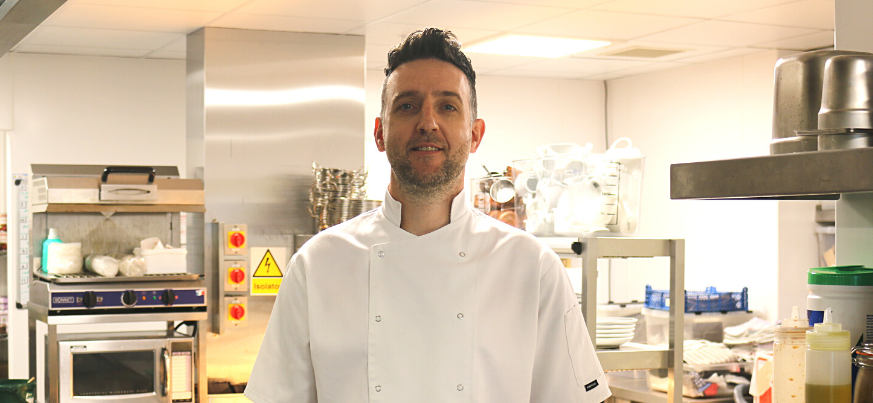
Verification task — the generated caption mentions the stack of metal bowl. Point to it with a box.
[310,163,382,231]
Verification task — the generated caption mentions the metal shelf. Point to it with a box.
[607,376,738,403]
[559,237,685,403]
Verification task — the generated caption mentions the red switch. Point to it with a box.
[230,268,245,284]
[230,304,245,320]
[229,232,245,248]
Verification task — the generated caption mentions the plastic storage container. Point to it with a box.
[645,285,749,313]
[807,265,873,346]
[141,248,187,274]
[470,174,520,228]
[643,307,754,345]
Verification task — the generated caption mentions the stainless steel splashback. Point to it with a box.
[188,27,365,235]
[186,28,365,390]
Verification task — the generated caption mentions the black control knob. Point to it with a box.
[82,292,98,309]
[122,290,138,307]
[161,290,176,306]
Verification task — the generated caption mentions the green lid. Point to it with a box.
[808,265,873,286]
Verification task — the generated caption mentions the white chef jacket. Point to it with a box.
[245,190,610,403]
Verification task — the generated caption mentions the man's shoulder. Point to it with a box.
[468,208,552,254]
[298,208,382,254]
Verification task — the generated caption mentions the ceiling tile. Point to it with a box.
[144,50,187,60]
[459,0,611,8]
[381,0,572,31]
[349,22,500,47]
[753,30,834,50]
[592,0,797,19]
[17,26,181,51]
[209,13,362,34]
[581,40,725,62]
[516,10,702,41]
[491,57,652,78]
[638,21,818,47]
[156,36,186,52]
[14,44,150,58]
[721,0,834,30]
[673,47,767,64]
[70,0,251,13]
[466,53,542,73]
[44,4,221,33]
[237,0,428,22]
[586,61,689,80]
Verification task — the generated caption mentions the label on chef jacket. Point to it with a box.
[250,247,286,296]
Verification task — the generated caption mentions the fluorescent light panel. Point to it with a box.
[465,35,610,58]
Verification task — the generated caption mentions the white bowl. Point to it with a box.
[597,328,636,335]
[596,336,633,348]
[596,324,636,330]
[596,317,638,325]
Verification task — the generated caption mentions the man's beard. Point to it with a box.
[387,141,466,201]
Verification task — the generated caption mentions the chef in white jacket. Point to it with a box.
[245,28,610,403]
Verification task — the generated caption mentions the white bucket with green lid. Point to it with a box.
[807,265,873,346]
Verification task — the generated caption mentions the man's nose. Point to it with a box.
[416,103,438,133]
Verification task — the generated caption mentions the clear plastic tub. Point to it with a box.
[643,308,755,345]
[647,361,753,398]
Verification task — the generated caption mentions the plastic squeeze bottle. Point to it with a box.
[42,228,61,273]
[805,308,851,403]
[774,306,810,403]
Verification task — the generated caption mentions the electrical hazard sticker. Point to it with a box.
[250,247,286,296]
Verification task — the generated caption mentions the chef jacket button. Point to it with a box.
[378,251,385,258]
[457,313,464,320]
[375,385,382,392]
[459,252,465,257]
[457,384,464,391]
[375,315,381,322]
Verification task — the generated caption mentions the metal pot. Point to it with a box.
[770,50,870,155]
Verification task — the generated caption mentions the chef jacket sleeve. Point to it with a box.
[530,255,611,403]
[244,257,317,403]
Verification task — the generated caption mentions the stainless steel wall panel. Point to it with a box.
[188,28,365,389]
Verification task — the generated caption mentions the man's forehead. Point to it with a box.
[386,59,470,97]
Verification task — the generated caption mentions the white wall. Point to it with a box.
[605,50,818,321]
[364,70,606,200]
[1,53,186,377]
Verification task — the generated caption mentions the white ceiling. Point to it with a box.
[10,0,835,80]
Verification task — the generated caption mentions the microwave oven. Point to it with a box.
[55,332,194,403]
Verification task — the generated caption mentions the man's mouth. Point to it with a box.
[412,146,441,151]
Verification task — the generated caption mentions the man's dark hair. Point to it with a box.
[381,28,478,120]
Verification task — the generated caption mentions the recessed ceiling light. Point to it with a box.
[464,35,610,58]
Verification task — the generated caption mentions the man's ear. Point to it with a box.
[374,117,386,152]
[469,119,485,153]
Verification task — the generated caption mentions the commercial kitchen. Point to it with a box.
[0,0,871,402]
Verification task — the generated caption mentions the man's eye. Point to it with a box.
[399,103,414,110]
[442,104,457,111]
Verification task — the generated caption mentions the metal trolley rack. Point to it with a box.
[552,237,685,403]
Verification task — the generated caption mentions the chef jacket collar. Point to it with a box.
[382,187,470,229]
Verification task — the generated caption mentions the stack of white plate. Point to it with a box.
[596,317,637,348]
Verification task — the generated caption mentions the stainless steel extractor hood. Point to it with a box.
[670,147,873,200]
[0,0,66,58]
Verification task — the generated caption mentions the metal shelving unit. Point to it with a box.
[553,237,685,403]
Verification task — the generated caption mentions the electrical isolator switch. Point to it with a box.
[225,296,248,328]
[223,224,248,256]
[230,304,245,320]
[230,268,245,284]
[222,260,249,292]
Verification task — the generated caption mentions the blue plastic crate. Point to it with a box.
[645,285,749,313]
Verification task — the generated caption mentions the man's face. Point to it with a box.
[375,58,485,198]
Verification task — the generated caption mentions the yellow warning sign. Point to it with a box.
[253,250,281,277]
[250,248,285,296]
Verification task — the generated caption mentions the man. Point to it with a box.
[245,28,609,403]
